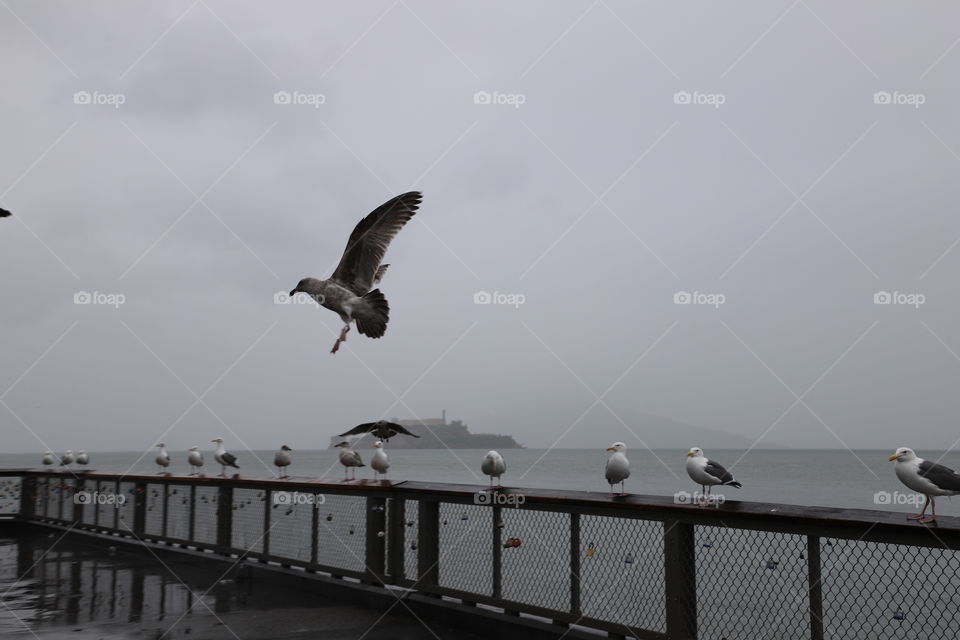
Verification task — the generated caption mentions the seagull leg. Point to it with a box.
[330,324,350,354]
[620,481,627,497]
[921,497,938,524]
[908,496,929,520]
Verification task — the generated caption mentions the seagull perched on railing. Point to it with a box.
[60,450,75,468]
[604,443,630,497]
[211,438,239,477]
[288,191,422,354]
[274,445,292,478]
[155,444,170,473]
[76,451,89,467]
[338,420,420,443]
[685,447,741,505]
[481,451,506,489]
[42,451,54,467]
[336,441,364,481]
[889,447,960,524]
[371,441,389,480]
[187,447,204,475]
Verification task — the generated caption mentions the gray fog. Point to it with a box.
[1,1,958,457]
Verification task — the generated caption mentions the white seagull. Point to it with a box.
[155,444,170,473]
[187,447,204,475]
[685,447,741,505]
[371,440,389,480]
[274,445,292,478]
[211,438,239,477]
[76,451,89,466]
[336,441,364,480]
[288,192,422,354]
[889,447,960,523]
[60,450,75,467]
[481,450,506,489]
[42,451,55,467]
[604,442,630,497]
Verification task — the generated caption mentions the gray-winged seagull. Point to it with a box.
[336,441,364,480]
[289,192,422,354]
[889,447,960,523]
[274,445,292,478]
[211,438,239,477]
[605,442,630,496]
[481,450,506,489]
[685,447,741,505]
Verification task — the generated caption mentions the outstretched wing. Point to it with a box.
[330,192,421,295]
[704,459,735,484]
[919,460,960,492]
[386,422,420,438]
[338,422,379,437]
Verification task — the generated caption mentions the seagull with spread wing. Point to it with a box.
[338,420,420,443]
[289,192,422,354]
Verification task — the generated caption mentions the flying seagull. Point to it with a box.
[274,445,292,478]
[187,447,204,475]
[889,447,960,523]
[338,420,420,442]
[211,438,239,477]
[685,447,741,505]
[371,441,389,480]
[289,191,422,354]
[605,442,630,497]
[336,441,364,481]
[155,443,170,473]
[481,450,506,489]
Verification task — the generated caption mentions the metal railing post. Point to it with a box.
[417,499,440,588]
[161,483,169,539]
[262,489,271,558]
[365,496,387,584]
[73,477,85,526]
[188,485,196,542]
[19,474,36,521]
[133,481,147,536]
[570,512,581,615]
[808,535,825,640]
[216,486,233,554]
[387,498,405,582]
[664,519,697,640]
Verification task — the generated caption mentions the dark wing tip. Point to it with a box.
[0,208,11,218]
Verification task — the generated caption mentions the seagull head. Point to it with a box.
[156,443,165,448]
[188,446,198,452]
[889,447,916,462]
[335,441,350,448]
[484,450,501,461]
[211,438,223,444]
[373,441,383,449]
[289,279,307,297]
[687,447,705,458]
[281,445,292,451]
[64,449,73,454]
[605,442,626,453]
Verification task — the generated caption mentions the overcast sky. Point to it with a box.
[1,1,959,457]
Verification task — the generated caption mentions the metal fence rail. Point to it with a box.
[3,469,960,640]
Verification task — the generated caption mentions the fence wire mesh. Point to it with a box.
[267,489,315,563]
[116,482,135,532]
[500,507,569,612]
[820,538,960,640]
[437,502,492,595]
[403,499,419,581]
[193,486,219,545]
[0,478,21,515]
[145,484,165,537]
[695,525,809,640]
[579,514,665,633]
[315,493,367,573]
[164,485,191,540]
[229,488,265,554]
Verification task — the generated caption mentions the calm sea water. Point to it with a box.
[4,447,958,516]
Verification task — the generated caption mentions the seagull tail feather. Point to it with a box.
[355,289,390,338]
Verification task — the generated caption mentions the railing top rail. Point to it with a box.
[12,469,960,542]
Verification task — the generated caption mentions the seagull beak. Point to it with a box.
[289,288,298,297]
[605,447,614,451]
[888,454,899,461]
[686,452,695,457]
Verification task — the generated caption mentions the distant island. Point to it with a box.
[329,412,524,449]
